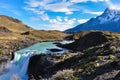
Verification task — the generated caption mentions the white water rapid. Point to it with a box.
[0,52,33,80]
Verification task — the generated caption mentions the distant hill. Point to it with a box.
[0,15,68,41]
[0,15,33,33]
[65,8,120,33]
[29,30,68,41]
[0,15,68,58]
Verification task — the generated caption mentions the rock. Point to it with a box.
[21,31,30,35]
[76,32,108,46]
[28,54,55,79]
[0,26,12,33]
[10,52,14,60]
[58,31,111,51]
[47,48,63,52]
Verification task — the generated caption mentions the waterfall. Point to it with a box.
[0,41,72,80]
[0,52,33,80]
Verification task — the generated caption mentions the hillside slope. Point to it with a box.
[0,15,33,33]
[0,15,68,64]
[29,30,68,41]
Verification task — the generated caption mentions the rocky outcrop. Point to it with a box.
[28,31,120,80]
[27,53,78,80]
[57,31,120,51]
[28,54,55,79]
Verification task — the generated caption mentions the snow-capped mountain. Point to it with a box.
[65,8,120,33]
[98,8,120,23]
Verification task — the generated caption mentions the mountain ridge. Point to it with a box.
[65,8,120,33]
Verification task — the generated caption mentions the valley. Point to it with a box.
[0,7,120,80]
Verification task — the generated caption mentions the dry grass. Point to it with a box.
[0,15,33,33]
[29,30,68,41]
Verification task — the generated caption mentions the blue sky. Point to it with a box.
[0,0,120,31]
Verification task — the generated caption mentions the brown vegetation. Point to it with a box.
[0,15,67,64]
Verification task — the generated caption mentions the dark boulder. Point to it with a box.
[10,52,14,60]
[47,48,63,52]
[21,31,30,35]
[27,54,54,79]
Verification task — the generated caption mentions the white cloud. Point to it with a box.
[24,0,77,16]
[106,0,120,10]
[56,16,62,22]
[40,13,50,21]
[71,0,89,3]
[84,10,103,15]
[24,0,109,30]
[24,7,44,15]
[24,7,50,21]
[24,0,107,21]
[42,16,77,31]
[24,0,79,21]
[78,19,89,24]
[86,11,103,15]
[43,2,74,14]
[71,0,109,3]
[30,17,40,22]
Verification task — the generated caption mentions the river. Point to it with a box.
[0,40,73,80]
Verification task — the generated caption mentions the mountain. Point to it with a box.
[65,8,120,33]
[0,15,33,33]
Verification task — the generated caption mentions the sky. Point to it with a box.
[0,0,120,31]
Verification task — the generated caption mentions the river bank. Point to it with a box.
[0,31,68,64]
[0,40,73,80]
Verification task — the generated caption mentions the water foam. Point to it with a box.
[0,52,33,80]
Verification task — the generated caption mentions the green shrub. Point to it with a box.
[0,49,3,57]
[109,55,116,59]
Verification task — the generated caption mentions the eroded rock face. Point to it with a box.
[28,54,55,80]
[57,31,109,51]
[27,53,78,80]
